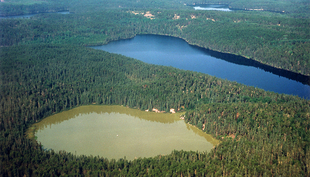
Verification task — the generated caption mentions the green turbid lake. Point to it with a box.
[29,105,219,160]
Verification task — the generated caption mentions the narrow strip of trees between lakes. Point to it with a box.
[1,44,310,176]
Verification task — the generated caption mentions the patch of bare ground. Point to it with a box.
[144,11,155,19]
[145,108,165,113]
[176,25,187,31]
[130,11,155,19]
[173,14,180,20]
[222,134,236,139]
[206,18,216,22]
[131,11,142,15]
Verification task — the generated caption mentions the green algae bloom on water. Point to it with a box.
[28,105,219,160]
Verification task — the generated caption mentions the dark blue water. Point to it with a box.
[91,35,310,99]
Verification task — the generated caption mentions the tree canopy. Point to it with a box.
[1,43,310,176]
[1,0,310,176]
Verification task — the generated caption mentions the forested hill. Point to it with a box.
[1,9,310,76]
[0,0,69,17]
[1,0,309,17]
[190,0,310,16]
[1,44,310,176]
[1,0,309,76]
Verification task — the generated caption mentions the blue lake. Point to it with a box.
[192,4,232,11]
[91,35,310,99]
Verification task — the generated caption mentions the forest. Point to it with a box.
[1,2,310,75]
[1,0,310,176]
[1,0,309,16]
[2,43,310,176]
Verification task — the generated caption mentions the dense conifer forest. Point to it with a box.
[1,1,310,75]
[1,0,310,176]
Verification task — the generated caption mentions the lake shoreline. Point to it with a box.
[90,34,310,99]
[26,105,220,160]
[88,33,310,79]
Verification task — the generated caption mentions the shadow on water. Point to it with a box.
[192,45,310,86]
[91,34,310,99]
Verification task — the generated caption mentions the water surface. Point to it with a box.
[193,4,232,11]
[91,35,310,99]
[31,105,218,160]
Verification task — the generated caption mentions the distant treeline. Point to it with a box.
[0,0,68,17]
[191,0,310,16]
[1,44,310,176]
[1,0,309,17]
[1,9,310,76]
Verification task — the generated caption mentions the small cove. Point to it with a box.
[29,105,219,160]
